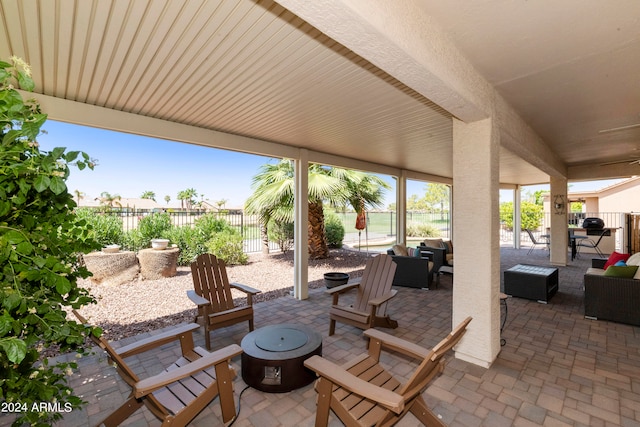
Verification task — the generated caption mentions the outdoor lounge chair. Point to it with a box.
[73,311,242,426]
[188,253,261,350]
[576,229,608,258]
[525,228,550,255]
[304,316,472,427]
[327,253,398,336]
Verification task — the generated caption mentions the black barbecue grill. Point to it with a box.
[581,217,605,230]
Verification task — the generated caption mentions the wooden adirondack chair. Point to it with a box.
[327,253,398,336]
[305,316,472,427]
[73,311,242,426]
[188,253,261,350]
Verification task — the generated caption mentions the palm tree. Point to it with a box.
[140,190,156,201]
[73,189,85,206]
[98,191,122,208]
[245,159,390,259]
[164,195,171,205]
[177,188,198,210]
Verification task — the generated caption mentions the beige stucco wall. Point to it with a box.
[598,180,640,212]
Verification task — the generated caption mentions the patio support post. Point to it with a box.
[293,149,309,300]
[396,172,407,245]
[514,185,522,249]
[452,117,501,368]
[549,177,568,266]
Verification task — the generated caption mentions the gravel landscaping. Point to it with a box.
[74,248,375,341]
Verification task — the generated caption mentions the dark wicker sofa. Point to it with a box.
[386,245,434,289]
[419,238,453,273]
[584,258,640,326]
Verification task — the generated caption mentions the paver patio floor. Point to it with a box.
[4,246,639,426]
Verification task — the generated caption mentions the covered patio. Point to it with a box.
[2,4,640,422]
[8,248,636,427]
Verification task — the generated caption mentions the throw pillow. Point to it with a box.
[626,252,640,266]
[410,247,422,257]
[392,244,408,257]
[603,252,630,270]
[614,260,628,267]
[603,265,638,278]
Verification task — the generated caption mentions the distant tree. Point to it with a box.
[423,183,449,218]
[407,194,428,211]
[98,191,122,208]
[74,189,85,205]
[570,201,583,212]
[140,190,156,201]
[527,189,546,205]
[387,202,396,211]
[177,188,198,210]
[164,195,171,204]
[215,199,228,210]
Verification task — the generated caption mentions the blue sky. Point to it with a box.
[38,120,622,208]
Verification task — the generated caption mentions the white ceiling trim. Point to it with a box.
[30,91,449,182]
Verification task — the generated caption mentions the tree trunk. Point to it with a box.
[261,222,270,254]
[308,201,329,259]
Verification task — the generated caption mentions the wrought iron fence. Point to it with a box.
[100,209,452,253]
[101,208,277,253]
[96,207,627,253]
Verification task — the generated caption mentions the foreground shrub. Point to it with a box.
[206,230,248,265]
[0,57,101,426]
[325,213,345,248]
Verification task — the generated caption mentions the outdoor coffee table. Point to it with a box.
[241,323,322,393]
[504,264,559,303]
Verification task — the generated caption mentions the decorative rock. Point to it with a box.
[83,251,139,286]
[138,247,179,280]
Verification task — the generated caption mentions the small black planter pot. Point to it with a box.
[324,272,349,288]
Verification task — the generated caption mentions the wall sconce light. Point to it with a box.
[553,195,566,215]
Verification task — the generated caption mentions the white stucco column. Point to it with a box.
[452,118,500,368]
[294,150,309,300]
[396,171,407,245]
[549,177,568,266]
[514,186,522,249]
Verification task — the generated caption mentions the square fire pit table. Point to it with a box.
[504,264,559,303]
[241,323,322,393]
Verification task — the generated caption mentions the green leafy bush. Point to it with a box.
[205,229,248,265]
[499,201,543,231]
[120,228,146,252]
[74,208,123,246]
[166,226,205,266]
[138,212,172,244]
[407,223,441,238]
[194,213,232,237]
[163,215,237,266]
[324,213,345,248]
[0,57,101,426]
[268,220,294,253]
